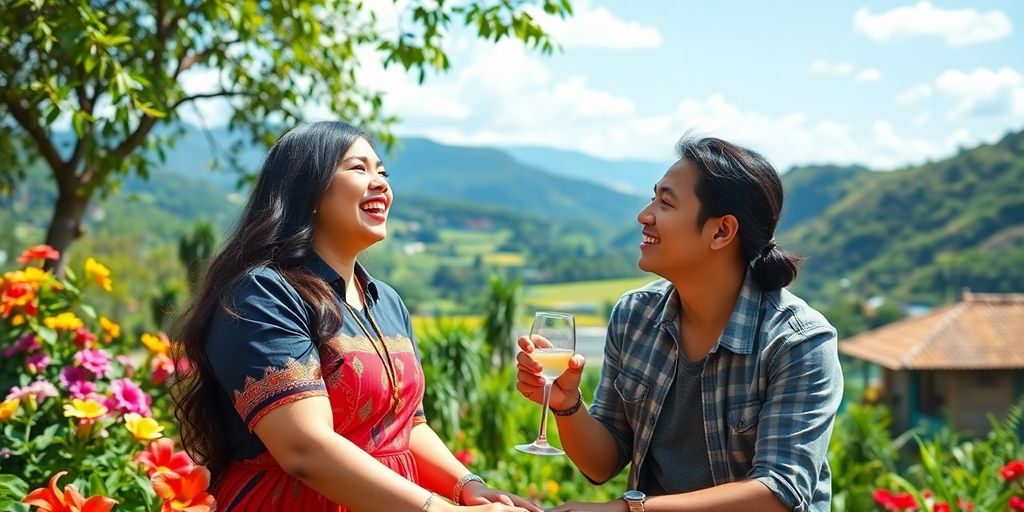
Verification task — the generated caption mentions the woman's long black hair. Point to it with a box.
[172,121,370,479]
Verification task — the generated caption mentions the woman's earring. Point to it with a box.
[313,209,318,215]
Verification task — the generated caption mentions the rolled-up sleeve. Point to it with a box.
[751,327,843,512]
[588,300,635,483]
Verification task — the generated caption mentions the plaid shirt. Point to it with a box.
[589,272,843,512]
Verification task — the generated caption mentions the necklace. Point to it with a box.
[340,278,401,412]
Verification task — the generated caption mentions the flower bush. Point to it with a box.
[0,246,214,512]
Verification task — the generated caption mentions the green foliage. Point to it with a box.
[482,275,522,367]
[178,220,217,292]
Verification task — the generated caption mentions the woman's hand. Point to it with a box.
[514,335,586,411]
[459,481,542,512]
[549,500,627,512]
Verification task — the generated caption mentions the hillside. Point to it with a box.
[785,130,1024,304]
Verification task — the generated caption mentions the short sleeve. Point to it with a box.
[206,269,328,431]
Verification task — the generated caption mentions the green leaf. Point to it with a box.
[79,303,97,320]
[35,326,57,345]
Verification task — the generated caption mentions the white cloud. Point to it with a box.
[855,68,883,83]
[854,1,1012,47]
[895,84,934,105]
[912,111,933,126]
[532,0,662,49]
[177,67,233,128]
[810,59,882,84]
[934,67,1024,119]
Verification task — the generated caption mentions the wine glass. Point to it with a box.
[515,311,576,456]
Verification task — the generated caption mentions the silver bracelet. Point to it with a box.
[422,492,437,512]
[453,474,485,505]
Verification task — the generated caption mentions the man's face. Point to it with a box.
[636,159,714,278]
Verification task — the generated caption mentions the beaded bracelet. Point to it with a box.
[551,389,584,417]
[453,473,485,505]
[422,492,437,512]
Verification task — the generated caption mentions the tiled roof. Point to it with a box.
[838,292,1024,370]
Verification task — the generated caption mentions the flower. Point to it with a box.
[0,399,19,421]
[63,398,108,421]
[1010,496,1024,512]
[26,353,51,373]
[134,438,194,477]
[105,378,152,416]
[45,312,85,331]
[1,282,37,317]
[873,489,917,511]
[22,471,117,512]
[931,503,950,512]
[141,332,171,355]
[1002,460,1024,483]
[60,366,91,387]
[74,348,112,378]
[85,257,112,292]
[17,245,60,265]
[7,380,59,403]
[98,316,120,341]
[5,333,41,357]
[454,449,473,467]
[955,498,973,511]
[124,412,164,441]
[544,480,560,497]
[150,353,175,386]
[150,466,216,512]
[67,380,96,399]
[73,328,97,349]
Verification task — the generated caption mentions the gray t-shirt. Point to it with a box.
[637,353,714,496]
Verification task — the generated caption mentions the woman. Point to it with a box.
[174,121,538,512]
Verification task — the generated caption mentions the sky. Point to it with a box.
[182,0,1024,171]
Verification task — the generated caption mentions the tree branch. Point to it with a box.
[3,98,69,182]
[171,90,251,110]
[173,38,242,79]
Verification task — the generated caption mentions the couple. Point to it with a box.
[172,121,842,512]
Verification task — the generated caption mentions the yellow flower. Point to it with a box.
[99,316,121,340]
[10,315,25,326]
[123,412,164,441]
[44,312,84,331]
[3,267,50,288]
[63,398,108,420]
[0,399,19,421]
[141,332,170,355]
[544,480,560,497]
[85,257,113,292]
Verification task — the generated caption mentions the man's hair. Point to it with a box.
[676,136,802,290]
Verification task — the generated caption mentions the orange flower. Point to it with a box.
[151,465,216,512]
[22,471,117,512]
[17,245,60,265]
[98,316,120,341]
[141,333,171,355]
[84,258,112,292]
[1,282,37,318]
[134,438,194,477]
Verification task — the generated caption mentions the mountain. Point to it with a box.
[784,130,1024,304]
[502,145,669,196]
[778,164,870,234]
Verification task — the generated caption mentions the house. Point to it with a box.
[839,291,1024,434]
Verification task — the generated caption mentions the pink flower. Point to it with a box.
[105,378,152,416]
[74,348,112,378]
[60,365,92,387]
[7,380,59,403]
[116,355,136,378]
[150,354,175,386]
[26,353,50,373]
[73,328,98,349]
[4,334,40,357]
[68,380,97,399]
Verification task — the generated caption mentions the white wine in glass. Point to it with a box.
[515,311,576,456]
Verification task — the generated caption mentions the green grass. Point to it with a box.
[524,276,656,306]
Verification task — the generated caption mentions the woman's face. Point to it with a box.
[313,137,392,254]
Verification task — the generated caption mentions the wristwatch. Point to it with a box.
[622,490,646,512]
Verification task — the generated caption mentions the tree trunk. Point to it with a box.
[44,181,91,275]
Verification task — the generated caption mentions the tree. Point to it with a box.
[0,0,573,271]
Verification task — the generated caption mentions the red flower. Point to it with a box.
[873,488,917,511]
[22,471,117,512]
[134,438,194,477]
[1009,496,1024,511]
[151,465,216,512]
[454,449,473,467]
[17,245,60,265]
[931,503,950,512]
[73,329,97,349]
[1,282,37,317]
[1002,460,1024,483]
[955,498,973,511]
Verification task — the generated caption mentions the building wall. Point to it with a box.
[947,370,1020,434]
[882,369,911,433]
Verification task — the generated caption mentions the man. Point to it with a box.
[515,136,842,512]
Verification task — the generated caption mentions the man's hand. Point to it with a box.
[514,334,586,411]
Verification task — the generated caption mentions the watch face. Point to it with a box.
[623,490,646,501]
